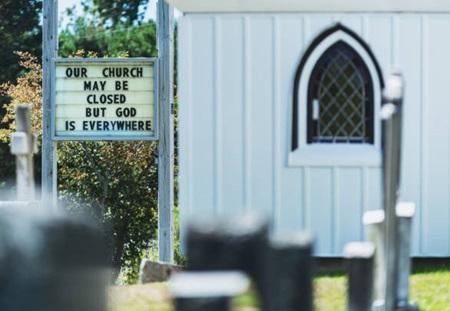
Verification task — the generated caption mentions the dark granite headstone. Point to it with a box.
[344,242,375,311]
[186,213,269,309]
[0,208,108,311]
[266,233,314,311]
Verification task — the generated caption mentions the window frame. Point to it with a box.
[307,41,374,144]
[289,24,384,167]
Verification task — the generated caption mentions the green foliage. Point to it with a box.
[2,0,177,282]
[57,5,182,277]
[92,0,149,26]
[173,207,186,266]
[59,21,157,58]
[58,141,158,282]
[1,52,159,282]
[56,7,159,280]
[0,147,15,190]
[0,0,42,190]
[0,0,41,84]
[59,3,157,58]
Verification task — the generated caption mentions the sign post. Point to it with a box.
[42,0,58,208]
[42,0,174,263]
[157,0,175,263]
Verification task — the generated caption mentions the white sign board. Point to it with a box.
[54,58,157,140]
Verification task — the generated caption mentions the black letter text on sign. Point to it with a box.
[54,58,157,141]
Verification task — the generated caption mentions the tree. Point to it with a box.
[1,1,179,282]
[59,20,157,58]
[92,0,149,26]
[0,0,42,190]
[59,140,158,282]
[59,4,157,58]
[0,0,41,84]
[1,52,158,282]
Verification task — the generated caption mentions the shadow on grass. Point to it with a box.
[314,257,450,277]
[412,266,450,274]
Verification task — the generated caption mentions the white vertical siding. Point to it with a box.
[367,168,382,212]
[397,15,423,254]
[423,16,450,255]
[333,15,363,35]
[337,168,364,252]
[366,16,393,69]
[309,168,334,254]
[179,13,450,256]
[189,17,216,216]
[277,17,305,235]
[248,17,275,219]
[217,16,245,217]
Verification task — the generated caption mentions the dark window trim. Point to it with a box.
[291,23,384,151]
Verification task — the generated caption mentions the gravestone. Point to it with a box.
[267,233,314,311]
[0,208,109,311]
[186,213,269,308]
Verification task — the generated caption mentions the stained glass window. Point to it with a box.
[307,41,374,144]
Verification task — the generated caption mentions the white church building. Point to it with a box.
[170,0,450,256]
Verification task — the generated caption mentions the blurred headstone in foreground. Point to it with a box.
[186,213,269,273]
[344,242,375,311]
[170,271,249,311]
[186,213,269,307]
[379,72,418,311]
[267,233,314,311]
[0,208,109,311]
[396,203,419,311]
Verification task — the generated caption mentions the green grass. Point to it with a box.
[109,283,171,311]
[109,267,450,310]
[410,268,450,310]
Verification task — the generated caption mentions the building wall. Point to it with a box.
[178,13,450,256]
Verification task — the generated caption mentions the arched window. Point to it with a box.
[307,41,374,144]
[291,24,384,156]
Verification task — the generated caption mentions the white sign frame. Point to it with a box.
[52,57,159,141]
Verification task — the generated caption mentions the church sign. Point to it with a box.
[54,58,157,140]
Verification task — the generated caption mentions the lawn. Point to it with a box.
[109,267,450,310]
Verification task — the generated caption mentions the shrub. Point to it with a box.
[1,51,158,282]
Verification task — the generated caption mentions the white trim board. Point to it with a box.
[166,0,450,13]
[289,29,382,167]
